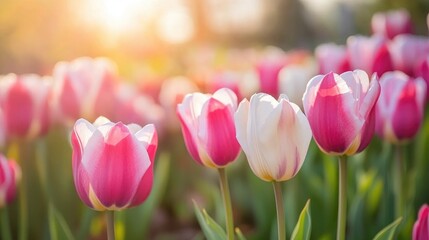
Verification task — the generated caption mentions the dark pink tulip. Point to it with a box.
[413,204,429,240]
[0,74,51,139]
[376,71,426,143]
[371,9,413,39]
[255,47,287,97]
[177,88,241,168]
[302,70,380,155]
[347,35,393,76]
[315,43,350,74]
[52,57,119,125]
[389,34,429,76]
[71,117,157,210]
[0,155,20,207]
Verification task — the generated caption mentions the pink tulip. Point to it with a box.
[255,47,287,97]
[371,9,413,39]
[389,34,429,76]
[71,117,157,210]
[52,57,119,125]
[315,43,350,74]
[416,56,429,100]
[347,35,393,76]
[177,88,241,168]
[0,74,51,139]
[234,93,312,181]
[302,70,380,155]
[413,204,429,240]
[376,71,426,143]
[0,155,20,208]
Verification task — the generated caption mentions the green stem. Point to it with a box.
[1,207,12,240]
[273,181,285,240]
[35,139,50,198]
[337,156,347,240]
[218,168,234,240]
[16,141,28,240]
[394,145,404,219]
[106,211,115,240]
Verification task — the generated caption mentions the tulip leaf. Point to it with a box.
[193,200,227,240]
[291,199,311,240]
[235,227,247,240]
[48,204,75,240]
[373,217,402,240]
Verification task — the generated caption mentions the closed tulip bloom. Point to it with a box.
[177,88,241,168]
[376,71,426,143]
[303,70,380,156]
[234,93,312,181]
[371,9,413,39]
[71,117,157,211]
[0,155,21,208]
[416,56,429,100]
[0,74,51,139]
[315,43,350,74]
[389,34,429,76]
[413,204,429,240]
[255,47,287,97]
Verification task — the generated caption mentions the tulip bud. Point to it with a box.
[255,47,287,97]
[177,88,241,168]
[71,117,157,211]
[0,74,52,139]
[303,70,380,156]
[413,204,429,240]
[371,9,413,39]
[0,155,21,208]
[234,93,312,182]
[376,71,426,143]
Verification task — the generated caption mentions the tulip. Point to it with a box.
[416,56,429,100]
[177,88,241,168]
[302,70,380,156]
[389,34,429,77]
[0,155,20,208]
[376,71,426,143]
[413,204,429,240]
[71,116,157,211]
[371,9,413,39]
[52,57,119,125]
[255,47,287,97]
[0,74,51,139]
[315,43,350,74]
[347,35,393,76]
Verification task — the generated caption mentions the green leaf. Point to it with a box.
[235,227,247,240]
[193,200,227,240]
[373,217,402,240]
[291,199,311,240]
[48,204,75,240]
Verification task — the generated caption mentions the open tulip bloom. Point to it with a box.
[72,116,157,240]
[302,70,380,240]
[235,93,312,240]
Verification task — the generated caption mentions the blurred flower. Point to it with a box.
[0,155,20,208]
[71,117,157,211]
[302,70,380,155]
[0,74,52,139]
[177,88,240,168]
[371,9,413,39]
[388,34,429,76]
[416,56,429,100]
[255,46,287,97]
[347,35,393,76]
[206,71,242,100]
[376,71,426,143]
[315,43,350,74]
[413,204,429,240]
[52,57,119,125]
[278,55,317,108]
[234,93,312,181]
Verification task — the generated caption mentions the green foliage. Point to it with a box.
[193,201,227,240]
[373,218,402,240]
[291,199,311,240]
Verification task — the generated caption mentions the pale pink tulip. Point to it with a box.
[371,9,413,39]
[315,43,350,74]
[413,204,429,240]
[0,155,20,208]
[302,70,380,155]
[71,117,157,210]
[416,56,429,100]
[255,47,287,97]
[389,34,429,76]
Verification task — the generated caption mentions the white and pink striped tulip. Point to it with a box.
[315,43,350,74]
[177,88,241,168]
[234,93,312,182]
[376,71,426,143]
[303,70,380,156]
[389,34,429,76]
[71,117,157,211]
[371,9,413,39]
[0,155,20,208]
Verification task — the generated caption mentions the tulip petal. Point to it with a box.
[135,124,158,163]
[235,99,250,154]
[212,88,238,110]
[74,118,97,149]
[129,165,153,207]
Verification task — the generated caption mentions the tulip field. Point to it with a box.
[1,2,429,240]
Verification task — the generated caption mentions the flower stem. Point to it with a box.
[1,207,12,240]
[394,145,404,219]
[218,168,234,240]
[273,181,285,240]
[337,156,347,240]
[106,211,115,240]
[16,141,28,240]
